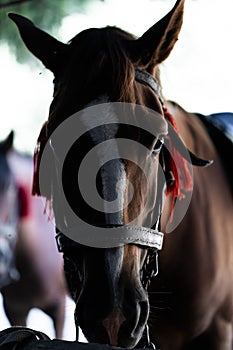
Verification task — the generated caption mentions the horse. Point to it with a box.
[9,0,233,348]
[0,131,67,339]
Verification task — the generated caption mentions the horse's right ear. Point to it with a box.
[8,13,69,74]
[128,0,185,70]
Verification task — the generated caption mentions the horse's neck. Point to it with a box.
[161,101,216,236]
[161,101,233,248]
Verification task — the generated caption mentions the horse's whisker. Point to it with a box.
[150,306,172,311]
[148,291,172,295]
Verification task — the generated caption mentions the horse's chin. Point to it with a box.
[117,334,142,349]
[76,296,149,348]
[78,321,144,349]
[78,325,111,346]
[82,332,142,349]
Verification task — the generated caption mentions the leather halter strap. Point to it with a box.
[135,69,163,103]
[56,224,164,250]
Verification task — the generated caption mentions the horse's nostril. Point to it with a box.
[102,307,126,346]
[117,300,149,348]
[129,300,149,338]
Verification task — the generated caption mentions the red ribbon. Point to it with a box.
[163,108,193,219]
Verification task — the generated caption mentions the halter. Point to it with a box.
[135,69,161,100]
[54,69,166,349]
[54,69,198,255]
[56,69,165,251]
[56,69,166,266]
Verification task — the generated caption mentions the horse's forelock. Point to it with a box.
[48,27,137,132]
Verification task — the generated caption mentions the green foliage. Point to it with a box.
[0,0,96,64]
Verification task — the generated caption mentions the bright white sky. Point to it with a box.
[0,0,233,153]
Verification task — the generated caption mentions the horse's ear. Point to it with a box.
[128,0,185,69]
[0,131,14,153]
[8,13,68,74]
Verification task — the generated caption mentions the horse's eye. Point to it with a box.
[152,138,164,154]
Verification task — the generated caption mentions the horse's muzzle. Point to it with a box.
[102,284,149,348]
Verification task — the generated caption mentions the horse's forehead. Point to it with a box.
[82,96,119,143]
[83,95,167,138]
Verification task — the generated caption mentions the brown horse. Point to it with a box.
[9,0,233,348]
[0,132,67,338]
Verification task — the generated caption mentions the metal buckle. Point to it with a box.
[142,249,159,289]
[144,324,157,349]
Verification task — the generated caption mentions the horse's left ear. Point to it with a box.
[0,131,14,153]
[8,13,69,74]
[128,0,185,69]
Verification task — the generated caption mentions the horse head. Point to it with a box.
[9,0,210,347]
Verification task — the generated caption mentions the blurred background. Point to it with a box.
[0,0,232,341]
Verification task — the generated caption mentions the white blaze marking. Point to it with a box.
[80,95,127,224]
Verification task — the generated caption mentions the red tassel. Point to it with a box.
[163,108,193,219]
[18,184,30,218]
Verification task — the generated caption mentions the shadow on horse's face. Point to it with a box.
[9,0,189,347]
